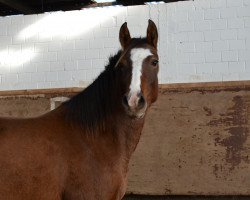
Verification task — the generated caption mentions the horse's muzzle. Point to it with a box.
[122,91,147,118]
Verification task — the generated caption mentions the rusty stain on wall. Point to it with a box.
[208,96,249,172]
[203,106,212,116]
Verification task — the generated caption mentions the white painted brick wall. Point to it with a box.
[0,0,250,90]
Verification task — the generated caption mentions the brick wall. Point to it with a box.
[0,0,249,90]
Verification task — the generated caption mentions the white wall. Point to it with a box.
[0,0,249,91]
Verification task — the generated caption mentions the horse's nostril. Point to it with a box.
[123,92,146,110]
[138,94,145,107]
[122,95,129,107]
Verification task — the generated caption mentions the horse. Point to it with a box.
[0,19,159,200]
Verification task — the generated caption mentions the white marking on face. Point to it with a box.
[128,48,152,108]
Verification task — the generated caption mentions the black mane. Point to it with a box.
[62,50,124,133]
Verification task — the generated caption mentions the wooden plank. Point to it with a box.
[127,87,250,195]
[0,87,82,97]
[159,80,250,91]
[0,80,250,97]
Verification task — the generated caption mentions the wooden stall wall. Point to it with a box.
[128,82,250,195]
[0,82,249,196]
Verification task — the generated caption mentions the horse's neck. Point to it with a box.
[82,112,144,165]
[116,116,145,162]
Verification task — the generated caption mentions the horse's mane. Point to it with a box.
[62,38,148,133]
[62,50,124,133]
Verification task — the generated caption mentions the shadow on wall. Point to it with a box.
[0,48,36,67]
[0,4,157,90]
[19,7,124,41]
[0,6,125,68]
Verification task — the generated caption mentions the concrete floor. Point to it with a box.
[123,196,249,200]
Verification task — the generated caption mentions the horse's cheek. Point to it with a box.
[150,81,159,104]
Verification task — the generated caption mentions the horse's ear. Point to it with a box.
[119,22,131,50]
[147,19,158,48]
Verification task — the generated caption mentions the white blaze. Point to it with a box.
[128,48,152,108]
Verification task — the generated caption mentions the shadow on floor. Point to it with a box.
[123,195,250,200]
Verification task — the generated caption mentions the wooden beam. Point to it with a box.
[1,81,250,97]
[0,0,36,14]
[0,87,83,97]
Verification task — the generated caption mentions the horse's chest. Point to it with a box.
[65,164,127,200]
[92,170,127,200]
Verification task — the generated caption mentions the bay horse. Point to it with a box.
[0,19,159,200]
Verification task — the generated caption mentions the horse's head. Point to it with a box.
[117,20,159,118]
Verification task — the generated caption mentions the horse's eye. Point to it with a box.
[151,60,158,66]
